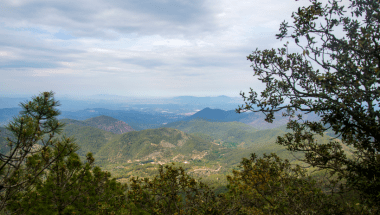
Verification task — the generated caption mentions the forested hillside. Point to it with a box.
[61,115,135,134]
[96,127,220,163]
[60,124,117,157]
[164,119,283,148]
[183,107,320,130]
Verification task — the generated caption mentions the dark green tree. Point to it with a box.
[7,143,127,215]
[225,153,366,214]
[238,0,380,208]
[0,92,74,212]
[0,92,127,214]
[127,164,223,215]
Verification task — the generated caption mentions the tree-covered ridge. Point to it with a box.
[61,115,135,134]
[60,124,117,157]
[58,108,186,131]
[164,119,277,148]
[95,127,221,165]
[84,115,135,134]
[164,119,257,133]
[183,107,320,130]
[58,116,334,182]
[164,119,331,150]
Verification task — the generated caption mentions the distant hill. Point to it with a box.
[163,119,284,149]
[0,108,22,126]
[84,115,134,134]
[95,127,221,164]
[61,115,134,134]
[58,108,186,130]
[61,124,117,157]
[184,108,246,122]
[183,108,321,130]
[164,119,256,134]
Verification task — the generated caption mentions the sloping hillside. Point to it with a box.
[95,127,221,164]
[61,115,134,134]
[61,124,117,157]
[84,115,135,134]
[184,108,247,122]
[164,119,256,134]
[183,108,321,130]
[164,119,284,148]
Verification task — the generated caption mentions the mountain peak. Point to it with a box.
[83,115,134,134]
[183,107,244,122]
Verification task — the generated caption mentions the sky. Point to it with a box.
[0,0,351,98]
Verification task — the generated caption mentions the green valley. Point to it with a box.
[55,116,317,183]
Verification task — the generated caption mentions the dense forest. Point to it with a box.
[1,0,380,214]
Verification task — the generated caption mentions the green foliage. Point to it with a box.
[165,119,282,148]
[84,115,135,134]
[95,128,219,164]
[238,0,380,209]
[0,93,128,214]
[226,153,371,214]
[0,91,69,212]
[61,115,134,135]
[7,142,127,215]
[61,124,116,158]
[0,127,11,155]
[165,119,257,135]
[127,164,222,215]
[4,92,370,214]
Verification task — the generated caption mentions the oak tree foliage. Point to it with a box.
[238,0,380,207]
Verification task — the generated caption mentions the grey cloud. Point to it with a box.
[0,0,311,97]
[0,60,59,69]
[122,58,167,69]
[1,0,218,39]
[184,55,242,68]
[0,26,86,69]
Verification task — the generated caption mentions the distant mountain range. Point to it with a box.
[0,107,185,130]
[0,106,321,132]
[61,115,134,134]
[0,95,244,112]
[181,107,320,130]
[0,108,22,126]
[58,108,185,131]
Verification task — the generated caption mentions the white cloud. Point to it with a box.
[0,0,354,97]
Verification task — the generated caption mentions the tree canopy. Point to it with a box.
[238,0,380,208]
[0,92,127,214]
[0,92,72,211]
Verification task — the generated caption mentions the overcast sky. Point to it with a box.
[0,0,349,98]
